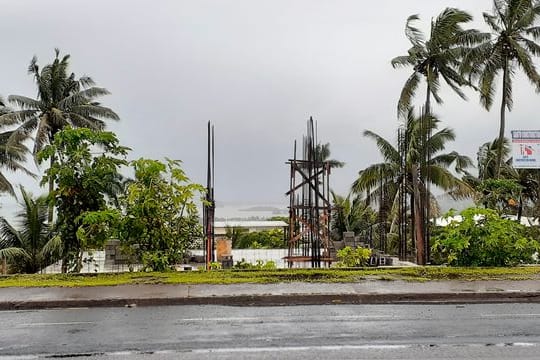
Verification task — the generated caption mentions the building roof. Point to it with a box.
[214,220,288,228]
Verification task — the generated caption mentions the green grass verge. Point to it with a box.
[1,266,540,288]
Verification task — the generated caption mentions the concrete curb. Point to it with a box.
[2,292,540,310]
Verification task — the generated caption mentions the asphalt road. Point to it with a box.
[1,303,540,359]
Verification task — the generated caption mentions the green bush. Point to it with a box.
[232,259,277,270]
[336,246,372,267]
[233,229,285,249]
[431,207,540,266]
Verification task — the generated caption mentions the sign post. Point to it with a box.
[511,130,540,169]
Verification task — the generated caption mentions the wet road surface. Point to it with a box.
[1,303,540,359]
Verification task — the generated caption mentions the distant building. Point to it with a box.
[214,220,288,235]
[434,215,539,227]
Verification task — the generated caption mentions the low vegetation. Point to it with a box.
[1,266,540,288]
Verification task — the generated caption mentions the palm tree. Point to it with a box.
[0,49,120,221]
[392,8,486,263]
[352,108,472,264]
[392,8,487,116]
[314,143,345,169]
[0,187,60,273]
[0,130,34,196]
[0,97,34,206]
[462,0,540,177]
[330,191,376,242]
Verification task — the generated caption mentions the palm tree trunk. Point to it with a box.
[412,164,425,265]
[517,195,523,222]
[48,155,55,223]
[423,83,431,264]
[496,59,509,179]
[425,83,431,114]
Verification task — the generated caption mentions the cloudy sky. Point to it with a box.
[1,0,539,212]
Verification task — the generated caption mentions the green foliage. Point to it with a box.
[38,127,129,272]
[330,192,376,241]
[477,178,522,214]
[392,8,486,116]
[225,226,248,248]
[268,216,289,223]
[432,207,540,266]
[462,1,540,176]
[0,130,33,196]
[352,109,473,257]
[232,259,277,270]
[0,187,60,273]
[336,246,372,267]
[0,49,119,157]
[233,229,285,249]
[118,158,205,271]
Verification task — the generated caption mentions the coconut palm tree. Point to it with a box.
[0,97,34,199]
[0,49,120,221]
[462,0,540,178]
[0,130,34,196]
[392,8,487,117]
[352,108,473,264]
[314,143,344,169]
[392,8,487,263]
[330,191,376,242]
[0,187,60,273]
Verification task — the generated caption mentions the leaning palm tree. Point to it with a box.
[462,0,540,178]
[0,187,60,273]
[392,8,487,116]
[0,49,120,221]
[352,108,473,264]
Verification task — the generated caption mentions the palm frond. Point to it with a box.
[362,130,400,164]
[397,72,420,117]
[405,14,424,46]
[0,247,30,262]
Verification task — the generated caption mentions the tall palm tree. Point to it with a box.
[0,187,60,273]
[392,8,486,263]
[462,0,540,178]
[0,49,120,221]
[352,108,472,264]
[392,8,487,117]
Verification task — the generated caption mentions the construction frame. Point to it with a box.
[285,117,333,268]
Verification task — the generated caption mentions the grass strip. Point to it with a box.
[1,266,540,288]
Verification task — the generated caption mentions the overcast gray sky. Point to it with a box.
[1,0,539,210]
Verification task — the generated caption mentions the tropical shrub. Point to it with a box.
[336,246,372,267]
[232,259,277,270]
[432,207,539,266]
[118,158,205,271]
[38,127,128,272]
